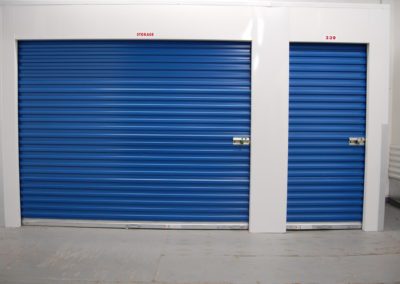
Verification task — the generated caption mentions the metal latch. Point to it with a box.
[348,137,366,146]
[233,137,250,146]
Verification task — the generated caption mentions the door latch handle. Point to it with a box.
[233,137,250,146]
[348,137,366,146]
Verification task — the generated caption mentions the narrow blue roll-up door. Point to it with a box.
[18,40,251,223]
[288,43,367,222]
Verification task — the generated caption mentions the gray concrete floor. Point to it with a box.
[1,205,400,284]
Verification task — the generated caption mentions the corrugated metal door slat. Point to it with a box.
[287,43,367,222]
[19,40,251,222]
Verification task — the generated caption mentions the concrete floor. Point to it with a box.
[0,205,400,284]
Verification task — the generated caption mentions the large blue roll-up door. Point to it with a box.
[288,43,367,222]
[18,40,251,223]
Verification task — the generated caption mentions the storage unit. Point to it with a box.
[0,2,390,232]
[18,40,251,225]
[287,43,367,224]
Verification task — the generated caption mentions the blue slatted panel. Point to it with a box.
[288,43,367,222]
[18,40,251,222]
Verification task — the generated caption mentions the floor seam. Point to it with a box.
[151,233,168,283]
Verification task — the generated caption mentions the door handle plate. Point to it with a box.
[349,137,366,146]
[233,137,250,146]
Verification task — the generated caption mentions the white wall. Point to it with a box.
[0,0,384,3]
[276,0,380,2]
[392,3,400,135]
[389,0,400,197]
[0,6,4,227]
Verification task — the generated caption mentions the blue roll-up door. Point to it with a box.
[18,40,251,223]
[288,43,367,222]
